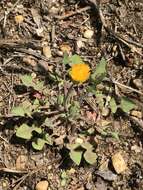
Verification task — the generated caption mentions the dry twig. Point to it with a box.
[55,6,91,20]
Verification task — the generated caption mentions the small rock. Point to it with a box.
[16,155,28,170]
[23,56,37,67]
[75,138,84,144]
[59,44,71,54]
[56,50,63,56]
[36,28,44,37]
[35,181,49,190]
[43,46,52,58]
[102,107,110,117]
[133,79,143,89]
[49,6,59,15]
[130,110,142,119]
[77,39,84,48]
[86,182,93,190]
[111,152,127,174]
[15,15,24,24]
[83,29,94,39]
[131,145,141,153]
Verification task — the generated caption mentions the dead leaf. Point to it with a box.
[95,170,117,181]
[16,155,28,170]
[111,152,127,174]
[43,46,52,58]
[85,111,97,125]
[54,135,66,145]
[31,8,41,28]
[36,181,49,190]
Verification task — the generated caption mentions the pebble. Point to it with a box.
[35,181,49,190]
[23,56,37,67]
[77,39,84,48]
[15,15,24,24]
[49,6,59,15]
[133,79,143,89]
[59,44,71,54]
[75,138,83,144]
[130,110,142,119]
[43,46,52,58]
[36,27,44,37]
[111,152,127,174]
[102,107,110,117]
[83,29,94,39]
[131,145,141,153]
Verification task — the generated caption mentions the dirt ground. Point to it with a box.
[0,0,143,190]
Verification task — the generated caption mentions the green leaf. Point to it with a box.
[67,143,81,150]
[70,54,84,66]
[69,150,83,165]
[94,57,107,76]
[16,124,33,139]
[11,106,25,116]
[120,97,135,113]
[87,85,97,94]
[57,94,64,105]
[61,179,67,187]
[84,150,97,165]
[16,124,42,140]
[61,171,68,179]
[95,90,104,109]
[45,134,53,145]
[32,138,46,150]
[33,81,44,91]
[32,99,40,111]
[11,102,32,117]
[63,52,70,65]
[22,100,32,109]
[109,97,118,113]
[44,118,54,128]
[33,127,42,134]
[20,75,44,92]
[91,57,107,84]
[20,75,34,87]
[69,101,80,118]
[109,131,119,140]
[81,142,93,151]
[22,100,32,117]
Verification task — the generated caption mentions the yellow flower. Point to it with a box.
[69,63,91,83]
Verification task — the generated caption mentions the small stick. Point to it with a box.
[0,168,28,174]
[55,6,91,20]
[112,79,143,96]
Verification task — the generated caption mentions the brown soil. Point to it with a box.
[0,0,143,190]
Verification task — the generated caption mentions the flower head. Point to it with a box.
[69,63,90,83]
